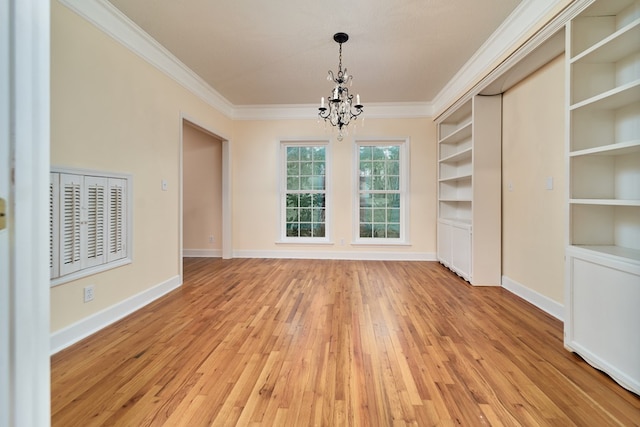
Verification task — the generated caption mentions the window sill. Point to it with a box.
[275,239,334,245]
[50,257,132,287]
[351,240,412,247]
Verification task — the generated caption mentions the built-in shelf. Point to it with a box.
[570,140,640,157]
[565,0,640,396]
[570,199,640,206]
[570,80,640,111]
[440,147,473,163]
[571,19,640,64]
[437,95,501,285]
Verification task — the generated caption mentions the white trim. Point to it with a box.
[502,275,564,321]
[233,249,436,261]
[183,249,222,258]
[58,0,234,117]
[6,0,51,424]
[233,102,434,121]
[432,0,567,115]
[58,0,434,121]
[50,275,181,354]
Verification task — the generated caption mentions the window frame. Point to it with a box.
[353,138,410,245]
[278,139,331,244]
[50,167,133,287]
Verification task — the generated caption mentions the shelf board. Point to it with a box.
[438,173,472,183]
[570,244,640,263]
[439,147,472,164]
[570,198,640,206]
[570,80,640,111]
[439,198,472,202]
[571,19,640,64]
[570,140,640,157]
[438,217,472,226]
[439,120,472,145]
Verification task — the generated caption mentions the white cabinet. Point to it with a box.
[565,0,640,394]
[436,95,501,285]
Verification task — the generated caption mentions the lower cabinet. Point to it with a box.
[565,248,640,395]
[437,219,471,281]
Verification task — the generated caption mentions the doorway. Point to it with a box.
[179,117,232,280]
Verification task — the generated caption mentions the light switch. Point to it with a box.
[546,176,553,190]
[161,179,168,191]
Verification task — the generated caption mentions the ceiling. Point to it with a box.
[106,0,523,107]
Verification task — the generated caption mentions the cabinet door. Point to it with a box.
[566,253,640,394]
[437,221,452,267]
[451,224,471,280]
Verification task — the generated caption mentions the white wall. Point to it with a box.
[502,54,566,317]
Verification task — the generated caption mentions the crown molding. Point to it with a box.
[432,0,571,117]
[57,0,434,121]
[232,102,434,121]
[58,0,235,118]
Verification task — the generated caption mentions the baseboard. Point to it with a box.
[50,275,182,354]
[183,249,222,258]
[501,275,564,321]
[232,249,437,261]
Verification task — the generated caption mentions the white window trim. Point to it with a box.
[277,139,332,244]
[353,138,411,246]
[50,167,133,287]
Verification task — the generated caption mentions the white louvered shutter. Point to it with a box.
[50,173,60,279]
[59,173,82,276]
[83,176,108,269]
[107,178,126,262]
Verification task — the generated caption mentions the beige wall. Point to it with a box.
[183,123,222,252]
[502,54,566,304]
[50,2,233,331]
[232,118,437,256]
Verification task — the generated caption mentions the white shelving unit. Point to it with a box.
[565,0,640,395]
[437,95,502,285]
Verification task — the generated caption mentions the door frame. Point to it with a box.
[1,0,51,425]
[179,114,232,280]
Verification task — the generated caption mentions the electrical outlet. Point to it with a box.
[84,285,94,303]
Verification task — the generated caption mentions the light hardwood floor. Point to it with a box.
[51,258,640,426]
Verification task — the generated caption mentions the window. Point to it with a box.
[50,168,132,286]
[280,141,330,243]
[356,140,409,243]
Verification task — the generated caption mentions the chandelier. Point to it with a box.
[318,32,363,141]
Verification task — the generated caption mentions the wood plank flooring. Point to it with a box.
[51,258,640,426]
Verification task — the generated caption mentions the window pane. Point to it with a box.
[359,175,372,191]
[313,194,325,208]
[372,161,385,176]
[373,208,386,222]
[287,176,299,191]
[312,223,325,238]
[373,147,386,160]
[360,146,372,160]
[286,193,299,207]
[287,147,299,161]
[300,223,312,237]
[373,223,386,237]
[360,223,372,238]
[300,177,313,190]
[387,146,400,160]
[386,176,399,191]
[300,147,312,161]
[388,208,400,223]
[360,208,372,222]
[387,224,400,238]
[286,224,299,237]
[287,161,299,176]
[313,147,325,161]
[373,176,385,191]
[386,160,399,176]
[286,208,298,222]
